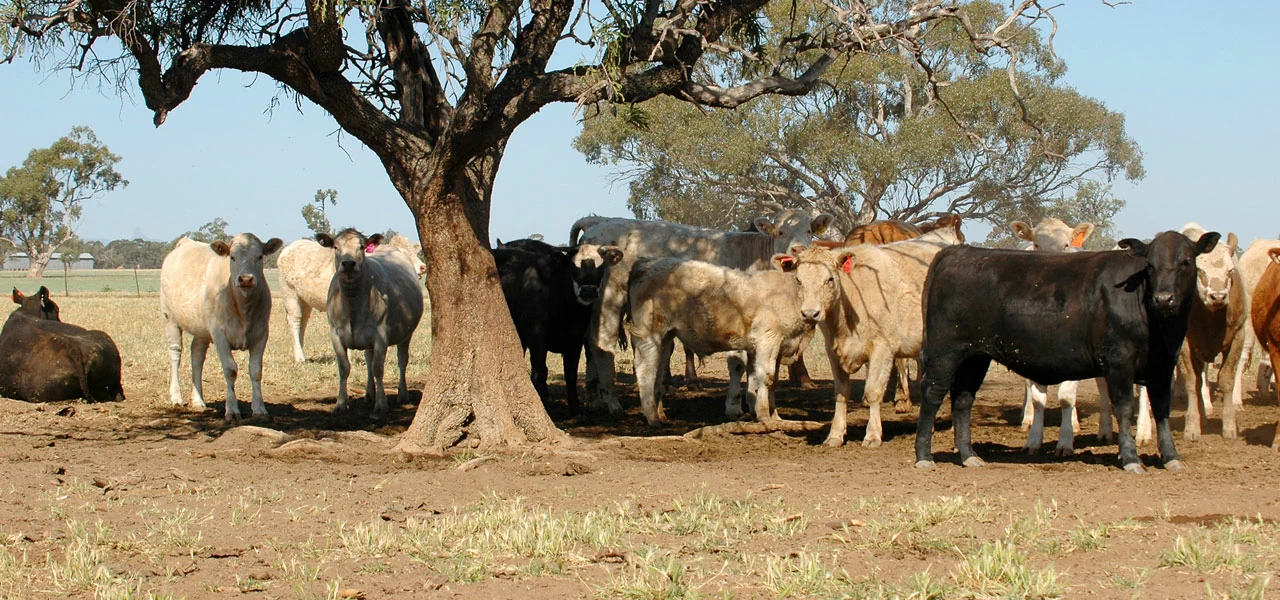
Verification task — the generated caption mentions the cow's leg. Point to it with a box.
[210,333,239,422]
[1268,348,1280,450]
[892,358,913,413]
[563,347,582,414]
[1023,381,1049,453]
[683,345,702,391]
[1220,332,1244,439]
[788,353,815,390]
[823,344,857,447]
[283,289,310,363]
[1179,350,1202,441]
[632,336,664,427]
[395,340,411,407]
[1199,362,1214,417]
[331,333,352,413]
[915,355,958,468]
[188,336,210,411]
[1145,370,1183,471]
[1136,386,1154,445]
[749,345,782,422]
[369,341,389,418]
[363,349,377,402]
[164,321,185,406]
[1055,379,1081,456]
[528,343,551,404]
[860,350,895,448]
[952,357,991,468]
[1259,357,1275,401]
[1097,377,1116,444]
[1106,372,1145,473]
[725,351,747,420]
[248,335,269,418]
[587,268,626,415]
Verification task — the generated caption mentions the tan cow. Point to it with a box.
[571,208,834,414]
[316,229,424,418]
[1238,239,1280,399]
[278,235,425,362]
[789,226,964,447]
[626,257,814,426]
[1178,223,1245,440]
[1250,247,1280,450]
[1010,217,1103,455]
[160,234,283,421]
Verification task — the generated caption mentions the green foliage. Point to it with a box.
[178,217,230,244]
[302,188,338,237]
[0,126,126,276]
[575,0,1143,236]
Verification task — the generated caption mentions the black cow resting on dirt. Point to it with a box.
[0,287,125,403]
[492,240,622,413]
[916,230,1220,473]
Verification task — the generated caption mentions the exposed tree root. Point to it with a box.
[683,419,830,439]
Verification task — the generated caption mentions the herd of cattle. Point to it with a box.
[2,209,1279,472]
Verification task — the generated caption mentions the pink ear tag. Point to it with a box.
[365,242,377,253]
[841,256,853,273]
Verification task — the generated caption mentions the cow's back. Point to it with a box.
[365,251,425,341]
[278,239,336,309]
[838,234,954,354]
[161,238,224,339]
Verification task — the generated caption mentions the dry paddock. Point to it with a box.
[0,282,1278,599]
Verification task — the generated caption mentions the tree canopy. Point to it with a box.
[0,126,127,277]
[302,189,339,237]
[4,0,1074,451]
[575,1,1143,238]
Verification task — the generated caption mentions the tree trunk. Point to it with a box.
[393,151,564,454]
[26,250,52,278]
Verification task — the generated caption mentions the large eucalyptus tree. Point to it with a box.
[3,0,1059,451]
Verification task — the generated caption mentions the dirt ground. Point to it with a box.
[2,293,1279,598]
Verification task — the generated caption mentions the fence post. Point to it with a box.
[134,265,141,297]
[64,262,69,296]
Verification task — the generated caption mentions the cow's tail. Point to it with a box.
[570,215,610,245]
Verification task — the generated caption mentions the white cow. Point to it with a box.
[1238,239,1280,400]
[160,234,283,421]
[1177,223,1245,440]
[278,234,425,362]
[571,208,834,415]
[316,229,424,418]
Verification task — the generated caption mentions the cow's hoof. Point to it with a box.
[1122,462,1146,474]
[962,456,986,468]
[1222,429,1238,441]
[725,408,743,421]
[861,438,882,449]
[893,401,912,414]
[1019,423,1032,432]
[224,413,241,423]
[1022,445,1041,456]
[1184,431,1201,442]
[1099,433,1116,444]
[1164,460,1186,472]
[914,460,936,469]
[823,436,846,448]
[1054,446,1075,457]
[798,379,817,391]
[685,382,704,392]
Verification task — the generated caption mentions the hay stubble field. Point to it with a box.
[1,270,1279,599]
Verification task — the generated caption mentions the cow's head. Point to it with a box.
[1119,230,1220,318]
[1012,218,1094,253]
[921,214,967,244]
[317,229,381,283]
[211,233,283,292]
[378,234,427,277]
[569,244,623,304]
[1180,223,1239,309]
[775,246,848,324]
[11,286,59,321]
[753,208,836,255]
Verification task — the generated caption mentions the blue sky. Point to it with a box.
[0,1,1275,247]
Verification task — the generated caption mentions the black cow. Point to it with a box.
[0,287,125,403]
[916,230,1220,473]
[493,241,622,413]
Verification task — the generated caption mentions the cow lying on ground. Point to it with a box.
[916,230,1220,473]
[493,240,622,413]
[0,287,124,403]
[317,229,424,418]
[278,234,426,362]
[571,207,833,414]
[626,257,814,426]
[161,234,283,420]
[1250,247,1280,450]
[788,226,964,447]
[1177,224,1245,440]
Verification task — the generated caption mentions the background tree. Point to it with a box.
[576,1,1143,236]
[0,127,127,277]
[5,0,1061,451]
[302,188,339,236]
[176,217,230,244]
[94,238,168,270]
[56,235,83,294]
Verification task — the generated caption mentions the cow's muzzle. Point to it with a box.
[575,284,599,305]
[237,275,256,289]
[340,260,357,274]
[801,309,822,323]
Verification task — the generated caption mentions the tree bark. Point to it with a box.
[393,150,564,454]
[26,249,52,278]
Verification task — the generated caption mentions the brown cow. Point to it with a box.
[0,287,124,403]
[1251,247,1280,450]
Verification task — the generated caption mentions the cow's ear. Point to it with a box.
[753,216,781,237]
[1011,221,1034,242]
[772,253,797,272]
[811,213,834,236]
[1269,248,1280,264]
[599,246,623,266]
[1118,238,1148,257]
[211,241,231,256]
[495,238,505,248]
[11,288,21,305]
[366,234,385,248]
[1194,232,1221,256]
[37,286,49,298]
[1226,232,1239,255]
[834,249,857,273]
[316,233,335,248]
[1070,223,1096,248]
[263,238,284,256]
